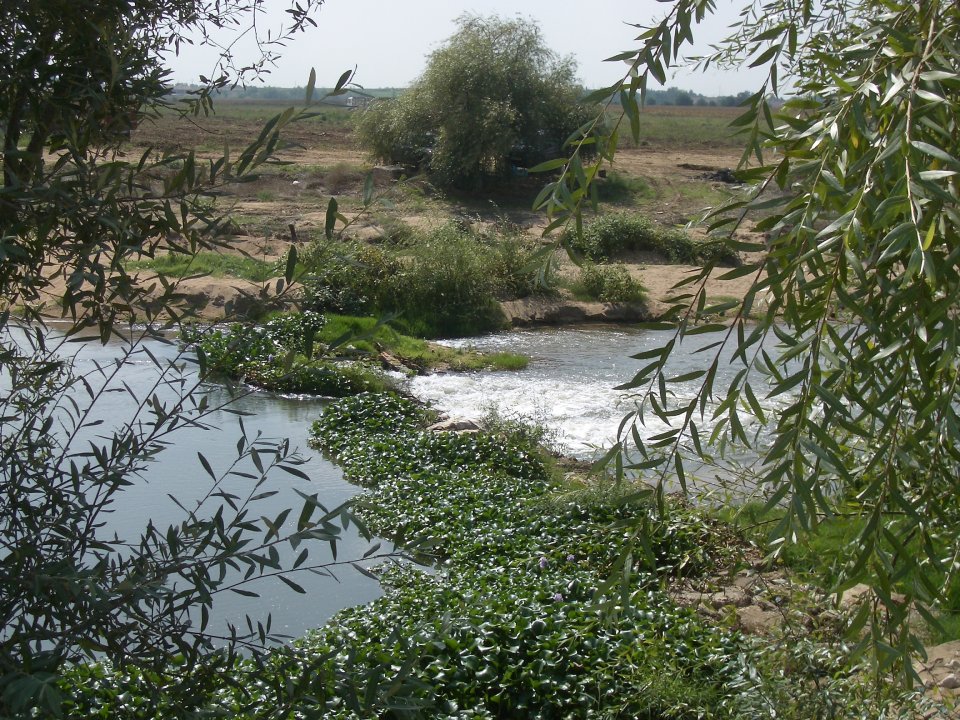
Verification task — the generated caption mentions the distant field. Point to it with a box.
[609,105,745,149]
[131,100,357,154]
[130,100,743,156]
[624,106,743,147]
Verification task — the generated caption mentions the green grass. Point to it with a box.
[594,170,656,205]
[126,251,277,282]
[608,106,753,149]
[159,100,355,125]
[674,181,740,209]
[571,263,646,303]
[566,212,740,266]
[319,314,528,371]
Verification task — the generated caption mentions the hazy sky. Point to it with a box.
[164,0,766,96]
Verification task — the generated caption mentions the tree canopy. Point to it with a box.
[357,14,596,189]
[540,0,960,682]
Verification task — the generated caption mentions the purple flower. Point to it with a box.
[566,554,575,563]
[553,593,563,602]
[538,556,549,569]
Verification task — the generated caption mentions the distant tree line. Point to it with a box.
[168,82,752,107]
[169,83,402,103]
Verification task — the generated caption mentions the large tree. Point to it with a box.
[541,0,960,684]
[357,14,596,189]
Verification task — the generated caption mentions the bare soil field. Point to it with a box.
[119,102,763,323]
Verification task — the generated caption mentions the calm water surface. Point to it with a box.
[58,332,387,639]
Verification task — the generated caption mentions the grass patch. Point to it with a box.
[126,251,277,282]
[319,314,527,371]
[594,169,655,205]
[573,263,646,303]
[609,105,750,149]
[675,181,739,209]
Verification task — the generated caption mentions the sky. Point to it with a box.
[164,0,767,96]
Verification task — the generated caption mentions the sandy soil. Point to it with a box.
[34,111,764,325]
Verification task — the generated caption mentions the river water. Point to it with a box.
[13,323,768,641]
[23,330,386,640]
[409,325,740,459]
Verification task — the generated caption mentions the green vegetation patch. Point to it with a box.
[301,393,752,717]
[320,315,528,372]
[574,263,647,303]
[185,312,392,396]
[566,212,740,266]
[125,251,278,282]
[594,169,656,205]
[300,223,553,338]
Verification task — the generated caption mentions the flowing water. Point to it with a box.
[409,325,743,459]
[10,323,775,640]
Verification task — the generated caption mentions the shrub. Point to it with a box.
[484,229,555,300]
[566,212,657,260]
[300,243,401,316]
[301,224,555,339]
[186,311,393,396]
[567,212,740,266]
[356,15,597,189]
[392,228,505,337]
[577,263,646,303]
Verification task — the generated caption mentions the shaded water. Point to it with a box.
[35,332,388,639]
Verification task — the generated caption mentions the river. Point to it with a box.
[26,329,387,640]
[409,325,752,458]
[15,323,768,641]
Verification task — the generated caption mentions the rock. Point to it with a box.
[736,605,781,634]
[378,351,408,373]
[708,586,752,609]
[427,418,481,433]
[838,583,907,611]
[732,571,759,591]
[696,605,720,620]
[499,298,651,327]
[839,583,872,610]
[939,674,960,690]
[674,590,706,607]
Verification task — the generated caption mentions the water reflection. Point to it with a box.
[27,328,388,638]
